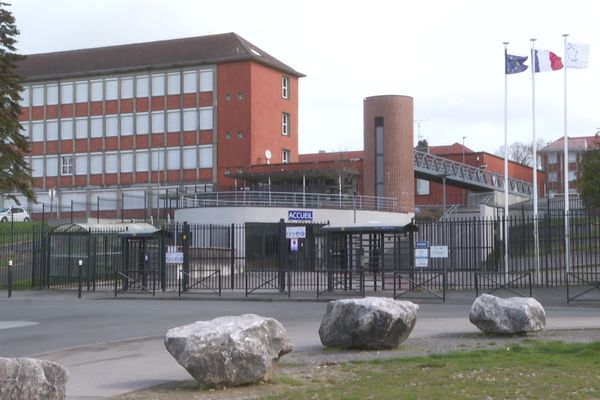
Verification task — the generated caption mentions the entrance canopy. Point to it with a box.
[51,222,161,237]
[322,222,418,234]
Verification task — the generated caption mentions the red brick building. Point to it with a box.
[539,136,599,196]
[12,33,302,215]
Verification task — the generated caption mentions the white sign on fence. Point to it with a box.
[165,252,184,264]
[286,226,306,239]
[430,246,449,258]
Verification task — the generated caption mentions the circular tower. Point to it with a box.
[363,95,414,213]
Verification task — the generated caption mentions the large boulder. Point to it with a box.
[318,297,419,349]
[164,314,292,388]
[0,357,68,400]
[470,293,546,334]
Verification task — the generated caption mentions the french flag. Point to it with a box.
[533,49,564,72]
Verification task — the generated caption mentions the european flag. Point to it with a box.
[505,51,528,74]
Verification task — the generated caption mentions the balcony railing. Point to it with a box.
[180,191,398,212]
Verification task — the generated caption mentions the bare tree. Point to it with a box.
[495,139,547,169]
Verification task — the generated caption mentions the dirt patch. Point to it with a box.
[113,329,600,400]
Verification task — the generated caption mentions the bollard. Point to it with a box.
[77,259,83,299]
[8,260,13,298]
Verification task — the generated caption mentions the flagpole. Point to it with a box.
[530,38,541,285]
[503,42,509,280]
[563,34,571,274]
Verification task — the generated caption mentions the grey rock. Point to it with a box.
[0,357,68,400]
[470,293,546,334]
[318,297,419,349]
[164,314,292,387]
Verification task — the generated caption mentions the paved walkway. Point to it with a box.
[2,288,600,399]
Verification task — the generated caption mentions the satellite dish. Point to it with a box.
[265,149,272,164]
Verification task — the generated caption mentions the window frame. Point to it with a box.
[282,76,290,99]
[61,155,73,176]
[282,112,290,136]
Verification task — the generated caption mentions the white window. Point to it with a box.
[105,79,118,100]
[120,114,133,136]
[282,149,290,164]
[416,179,430,195]
[199,108,212,130]
[167,73,180,95]
[60,82,73,104]
[75,118,88,139]
[199,146,213,168]
[136,76,149,97]
[32,122,44,142]
[121,152,133,173]
[19,87,30,107]
[31,158,44,177]
[90,154,103,174]
[183,147,197,169]
[106,116,118,137]
[548,172,558,182]
[75,155,87,175]
[282,76,289,99]
[282,112,290,135]
[167,110,181,132]
[568,152,577,163]
[46,85,59,105]
[90,117,103,138]
[46,156,58,176]
[151,149,163,170]
[120,77,133,99]
[20,123,29,138]
[61,155,73,175]
[90,80,103,102]
[183,71,197,93]
[151,112,164,134]
[105,153,118,173]
[548,152,558,164]
[60,119,73,140]
[136,150,149,172]
[568,170,577,182]
[199,70,213,92]
[167,148,180,170]
[183,109,197,131]
[32,86,44,106]
[136,113,149,134]
[151,74,164,96]
[46,120,59,141]
[75,81,88,103]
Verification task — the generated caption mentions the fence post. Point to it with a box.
[278,218,287,291]
[77,259,83,299]
[97,196,100,224]
[230,223,235,290]
[70,200,74,224]
[182,222,190,291]
[7,260,13,298]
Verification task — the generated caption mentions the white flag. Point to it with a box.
[566,42,590,68]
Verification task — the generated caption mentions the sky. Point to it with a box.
[10,0,600,155]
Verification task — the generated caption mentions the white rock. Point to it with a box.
[0,357,68,400]
[164,314,292,387]
[318,297,418,349]
[470,293,546,334]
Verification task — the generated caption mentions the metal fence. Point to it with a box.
[3,211,600,298]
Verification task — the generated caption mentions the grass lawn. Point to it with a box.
[116,341,600,400]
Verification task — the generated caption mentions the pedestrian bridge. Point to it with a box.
[413,150,533,197]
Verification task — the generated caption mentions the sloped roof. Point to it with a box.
[17,32,304,82]
[540,136,600,152]
[430,143,474,156]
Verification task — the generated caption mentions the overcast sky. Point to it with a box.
[11,0,599,155]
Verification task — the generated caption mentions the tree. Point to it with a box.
[0,2,34,203]
[495,139,548,169]
[579,135,600,209]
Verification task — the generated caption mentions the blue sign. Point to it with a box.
[288,210,313,221]
[415,241,429,248]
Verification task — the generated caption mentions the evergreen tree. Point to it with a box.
[0,2,34,203]
[580,139,600,210]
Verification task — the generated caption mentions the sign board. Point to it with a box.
[415,241,428,248]
[288,210,313,221]
[415,257,429,267]
[165,252,184,264]
[414,240,429,268]
[430,246,449,258]
[414,248,429,258]
[286,226,306,239]
[290,238,299,251]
